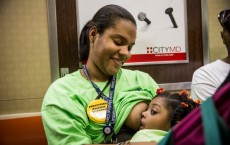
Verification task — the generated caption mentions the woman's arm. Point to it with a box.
[124,102,148,130]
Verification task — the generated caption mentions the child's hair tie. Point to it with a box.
[178,89,201,108]
[179,89,189,97]
[181,102,189,108]
[194,100,201,106]
[156,88,165,95]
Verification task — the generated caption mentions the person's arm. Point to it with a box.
[190,69,217,101]
[41,105,91,145]
[124,102,148,130]
[41,84,92,145]
[118,72,159,130]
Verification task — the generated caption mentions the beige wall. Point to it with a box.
[208,0,230,62]
[0,0,51,114]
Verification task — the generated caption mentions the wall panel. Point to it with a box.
[0,0,50,114]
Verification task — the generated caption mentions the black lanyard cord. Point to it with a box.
[95,78,112,99]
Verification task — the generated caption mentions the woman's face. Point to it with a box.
[87,19,136,77]
[140,97,171,131]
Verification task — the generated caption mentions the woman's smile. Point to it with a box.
[112,58,125,66]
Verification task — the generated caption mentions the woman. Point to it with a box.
[41,4,158,144]
[191,8,230,101]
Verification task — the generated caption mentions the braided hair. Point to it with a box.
[156,89,200,128]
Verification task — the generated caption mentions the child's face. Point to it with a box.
[139,97,171,131]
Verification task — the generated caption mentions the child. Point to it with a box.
[129,88,201,143]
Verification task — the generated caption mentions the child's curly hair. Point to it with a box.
[156,88,200,127]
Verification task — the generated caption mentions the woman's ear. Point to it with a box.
[89,27,97,42]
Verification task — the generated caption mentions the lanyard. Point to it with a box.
[83,65,111,100]
[82,65,117,143]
